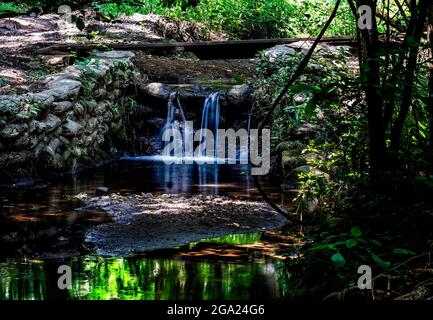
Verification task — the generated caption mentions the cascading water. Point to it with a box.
[122,90,251,195]
[160,91,222,161]
[199,92,221,158]
[162,92,188,156]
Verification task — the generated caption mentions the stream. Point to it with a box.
[0,159,299,300]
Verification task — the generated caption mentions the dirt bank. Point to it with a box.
[133,52,257,85]
[81,193,287,256]
[0,12,227,94]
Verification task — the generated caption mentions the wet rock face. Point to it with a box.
[135,82,253,127]
[222,84,253,108]
[131,82,254,155]
[0,51,137,181]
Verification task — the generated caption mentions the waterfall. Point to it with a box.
[199,92,221,158]
[162,92,188,156]
[161,91,222,161]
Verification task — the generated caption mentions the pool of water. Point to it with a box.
[0,232,297,300]
[0,159,298,300]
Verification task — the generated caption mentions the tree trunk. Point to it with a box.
[427,4,433,149]
[356,0,386,181]
[390,0,427,152]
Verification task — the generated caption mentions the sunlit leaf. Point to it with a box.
[351,226,362,238]
[393,248,416,255]
[346,239,358,248]
[331,252,346,267]
[371,253,391,270]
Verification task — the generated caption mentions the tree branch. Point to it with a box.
[258,0,342,132]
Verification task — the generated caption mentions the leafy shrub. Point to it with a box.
[97,0,355,39]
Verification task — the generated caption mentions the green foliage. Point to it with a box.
[75,57,101,96]
[0,2,29,13]
[112,60,139,85]
[126,97,138,112]
[29,102,46,117]
[97,0,355,39]
[1,0,355,39]
[255,46,354,148]
[97,0,165,16]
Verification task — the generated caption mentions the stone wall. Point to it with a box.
[0,51,137,182]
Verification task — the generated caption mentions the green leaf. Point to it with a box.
[393,248,416,255]
[309,243,336,251]
[346,239,358,248]
[331,252,346,267]
[370,239,382,247]
[419,130,427,139]
[351,226,362,238]
[310,85,321,94]
[371,253,391,270]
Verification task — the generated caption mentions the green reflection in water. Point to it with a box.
[192,232,262,246]
[70,257,283,300]
[0,233,292,300]
[0,257,288,300]
[0,261,47,300]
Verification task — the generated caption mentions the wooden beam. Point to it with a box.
[37,36,357,59]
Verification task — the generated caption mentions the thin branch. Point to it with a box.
[257,0,342,132]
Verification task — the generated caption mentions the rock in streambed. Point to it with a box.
[81,193,287,256]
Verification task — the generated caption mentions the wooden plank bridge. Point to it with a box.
[38,36,358,59]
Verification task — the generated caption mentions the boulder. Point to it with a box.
[30,90,55,107]
[59,136,70,146]
[224,84,253,107]
[93,88,107,99]
[62,119,83,137]
[1,124,28,140]
[0,95,24,118]
[93,51,135,62]
[52,101,74,114]
[141,82,170,100]
[95,101,109,115]
[264,45,296,63]
[48,138,62,153]
[86,117,99,130]
[281,150,312,173]
[287,41,341,56]
[47,79,81,101]
[74,102,85,117]
[43,114,62,133]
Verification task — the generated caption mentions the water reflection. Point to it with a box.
[0,233,293,300]
[0,161,295,300]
